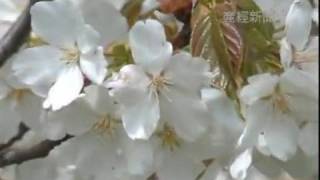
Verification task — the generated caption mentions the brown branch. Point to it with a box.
[0,135,72,167]
[0,0,51,67]
[147,173,159,180]
[0,123,29,151]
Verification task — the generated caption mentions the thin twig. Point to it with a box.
[0,123,29,152]
[0,135,72,167]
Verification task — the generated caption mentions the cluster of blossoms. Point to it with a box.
[0,0,318,179]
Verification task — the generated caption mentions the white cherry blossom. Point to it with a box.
[107,19,211,141]
[0,61,43,144]
[15,84,155,177]
[250,148,315,179]
[280,36,319,82]
[75,0,128,46]
[0,0,317,178]
[16,132,152,180]
[238,68,318,161]
[11,0,127,111]
[15,99,157,179]
[23,85,115,140]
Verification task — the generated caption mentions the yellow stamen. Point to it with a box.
[8,89,29,102]
[149,74,173,101]
[151,76,167,90]
[92,115,120,136]
[62,48,80,64]
[272,91,289,113]
[157,123,181,151]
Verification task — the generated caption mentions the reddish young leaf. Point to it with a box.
[191,1,244,89]
[159,0,193,13]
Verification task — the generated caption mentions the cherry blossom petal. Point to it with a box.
[39,113,68,140]
[230,149,252,180]
[77,25,101,54]
[43,64,84,111]
[45,98,99,137]
[285,0,313,50]
[83,85,118,115]
[240,73,279,105]
[107,65,159,140]
[53,132,137,180]
[299,122,319,156]
[16,132,126,180]
[80,47,107,84]
[238,101,271,149]
[78,0,128,46]
[281,67,318,99]
[107,65,151,94]
[294,36,319,81]
[30,0,84,48]
[280,39,293,68]
[201,88,243,134]
[156,150,204,180]
[120,89,159,140]
[129,19,172,74]
[280,68,318,122]
[159,87,210,142]
[264,114,299,161]
[165,52,210,96]
[120,134,154,175]
[16,91,43,131]
[0,60,29,90]
[11,46,64,97]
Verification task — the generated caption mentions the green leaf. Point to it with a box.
[191,2,244,92]
[107,43,134,72]
[236,0,282,78]
[236,0,275,40]
[121,0,144,27]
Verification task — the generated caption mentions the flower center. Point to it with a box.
[8,89,28,102]
[92,115,120,136]
[157,123,181,151]
[272,92,289,113]
[149,74,173,101]
[62,48,80,64]
[150,75,171,92]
